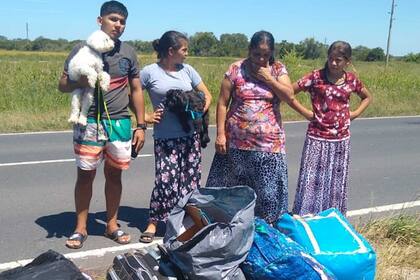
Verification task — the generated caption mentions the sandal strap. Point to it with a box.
[114,229,126,237]
[68,232,86,241]
[108,229,128,239]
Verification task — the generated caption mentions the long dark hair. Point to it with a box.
[152,31,188,59]
[324,40,352,70]
[249,30,275,65]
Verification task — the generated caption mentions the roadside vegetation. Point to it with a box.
[1,50,419,133]
[358,214,420,280]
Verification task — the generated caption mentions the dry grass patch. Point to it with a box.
[358,214,420,280]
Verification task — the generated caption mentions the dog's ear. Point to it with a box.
[87,30,114,53]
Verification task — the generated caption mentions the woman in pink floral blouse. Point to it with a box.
[205,31,298,223]
[292,41,372,215]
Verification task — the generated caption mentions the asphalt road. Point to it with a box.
[0,116,419,264]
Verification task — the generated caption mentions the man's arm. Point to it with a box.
[129,76,146,152]
[58,72,90,93]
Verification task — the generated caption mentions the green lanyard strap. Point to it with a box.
[96,81,113,138]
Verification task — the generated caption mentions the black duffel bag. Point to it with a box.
[0,250,87,280]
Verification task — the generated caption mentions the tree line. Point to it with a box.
[1,32,418,62]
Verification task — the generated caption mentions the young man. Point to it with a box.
[58,0,146,249]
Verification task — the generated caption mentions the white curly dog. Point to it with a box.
[67,30,115,125]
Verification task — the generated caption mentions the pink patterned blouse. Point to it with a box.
[225,59,288,154]
[297,69,364,140]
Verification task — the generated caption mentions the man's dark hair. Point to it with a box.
[100,1,128,18]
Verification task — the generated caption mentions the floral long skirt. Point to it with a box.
[206,148,288,223]
[149,134,201,223]
[292,135,350,216]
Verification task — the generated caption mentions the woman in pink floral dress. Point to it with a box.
[292,41,372,215]
[205,31,298,223]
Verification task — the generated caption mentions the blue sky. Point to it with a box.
[2,0,419,56]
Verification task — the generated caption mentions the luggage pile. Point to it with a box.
[0,187,376,280]
[106,188,376,280]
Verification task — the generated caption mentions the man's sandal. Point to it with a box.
[104,229,131,244]
[139,231,155,243]
[65,232,87,249]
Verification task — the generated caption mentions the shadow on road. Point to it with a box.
[35,212,105,238]
[109,206,167,237]
[35,206,166,238]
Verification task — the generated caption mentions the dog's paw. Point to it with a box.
[87,76,97,89]
[68,114,79,123]
[99,72,110,91]
[77,115,88,126]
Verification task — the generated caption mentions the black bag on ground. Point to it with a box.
[0,250,87,280]
[164,186,256,280]
[107,245,184,280]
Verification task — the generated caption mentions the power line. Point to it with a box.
[385,0,396,67]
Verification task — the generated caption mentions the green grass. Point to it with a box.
[358,214,420,279]
[1,50,419,132]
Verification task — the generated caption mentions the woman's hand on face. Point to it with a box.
[255,66,273,83]
[145,108,163,124]
[248,62,272,84]
[215,134,227,154]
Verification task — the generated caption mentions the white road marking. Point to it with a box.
[347,200,420,217]
[0,130,72,136]
[0,154,154,167]
[0,115,419,136]
[0,127,152,136]
[0,200,419,271]
[0,239,163,270]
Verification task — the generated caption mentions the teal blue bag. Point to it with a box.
[275,208,376,280]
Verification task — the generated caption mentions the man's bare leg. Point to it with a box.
[104,162,130,243]
[66,168,96,248]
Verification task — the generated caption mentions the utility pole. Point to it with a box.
[385,0,396,67]
[26,22,29,40]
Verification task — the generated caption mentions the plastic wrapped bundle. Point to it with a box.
[242,218,336,280]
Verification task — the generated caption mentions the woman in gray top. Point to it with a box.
[140,30,212,243]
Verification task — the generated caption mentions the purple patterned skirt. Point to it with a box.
[292,135,350,215]
[149,134,201,223]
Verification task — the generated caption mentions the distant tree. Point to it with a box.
[0,35,7,41]
[217,33,248,57]
[352,45,370,61]
[296,38,326,59]
[127,40,153,54]
[276,40,297,59]
[366,47,385,61]
[31,36,48,51]
[0,38,12,49]
[403,52,420,63]
[189,32,218,56]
